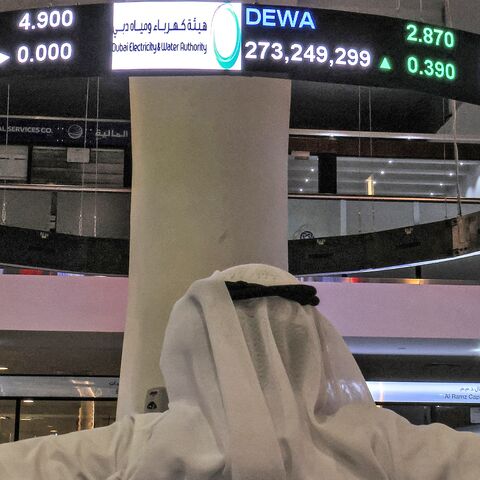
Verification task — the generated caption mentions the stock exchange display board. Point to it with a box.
[0,4,112,77]
[0,2,478,104]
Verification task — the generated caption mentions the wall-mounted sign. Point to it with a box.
[368,381,480,404]
[0,117,130,148]
[0,3,479,104]
[112,2,242,71]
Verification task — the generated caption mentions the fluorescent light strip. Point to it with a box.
[290,129,480,144]
[297,249,480,277]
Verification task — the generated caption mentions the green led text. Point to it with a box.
[406,23,455,49]
[406,55,456,81]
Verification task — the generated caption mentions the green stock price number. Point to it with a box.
[406,55,456,81]
[405,23,455,49]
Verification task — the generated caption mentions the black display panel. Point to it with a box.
[242,5,480,104]
[0,3,479,106]
[0,4,112,77]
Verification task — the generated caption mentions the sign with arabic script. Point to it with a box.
[0,117,130,148]
[368,381,480,404]
[1,3,480,104]
[112,2,242,71]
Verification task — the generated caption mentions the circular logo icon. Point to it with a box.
[300,231,315,240]
[212,4,241,69]
[67,124,83,140]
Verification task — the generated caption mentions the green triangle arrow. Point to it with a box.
[379,56,393,71]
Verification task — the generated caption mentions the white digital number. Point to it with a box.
[37,11,49,29]
[257,42,270,60]
[243,41,371,69]
[17,45,29,63]
[334,47,371,67]
[245,41,284,61]
[48,43,59,61]
[335,47,347,65]
[18,9,75,30]
[271,43,283,61]
[16,42,73,64]
[36,44,47,62]
[245,41,257,59]
[62,10,74,27]
[60,43,72,60]
[49,10,61,28]
[359,50,371,67]
[347,49,359,65]
[316,46,328,63]
[291,44,303,62]
[304,45,315,63]
[18,13,31,30]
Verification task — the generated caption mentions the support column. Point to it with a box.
[117,76,291,416]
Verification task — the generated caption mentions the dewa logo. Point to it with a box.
[212,3,241,69]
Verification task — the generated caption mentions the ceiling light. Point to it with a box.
[71,380,93,386]
[310,168,315,172]
[305,178,309,183]
[23,399,34,404]
[0,416,8,420]
[449,172,454,176]
[373,181,377,185]
[388,160,393,164]
[21,418,32,421]
[440,183,444,186]
[460,162,464,166]
[380,170,385,175]
[299,188,303,192]
[291,150,310,159]
[430,192,434,196]
[0,367,8,371]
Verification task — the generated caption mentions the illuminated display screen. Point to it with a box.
[112,2,242,71]
[0,4,111,77]
[0,3,479,105]
[368,381,480,404]
[241,5,478,103]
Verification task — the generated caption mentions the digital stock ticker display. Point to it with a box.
[239,5,477,103]
[0,2,479,104]
[0,4,112,77]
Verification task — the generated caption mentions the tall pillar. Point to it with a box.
[117,76,291,416]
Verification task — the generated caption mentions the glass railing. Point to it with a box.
[288,196,480,239]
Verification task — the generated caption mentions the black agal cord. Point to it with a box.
[225,281,319,306]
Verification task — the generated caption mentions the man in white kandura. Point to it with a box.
[0,264,479,479]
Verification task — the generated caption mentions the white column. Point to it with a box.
[117,76,291,416]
